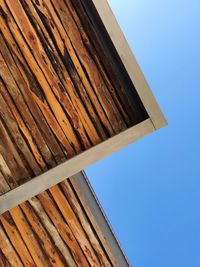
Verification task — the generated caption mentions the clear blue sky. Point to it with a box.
[86,1,200,266]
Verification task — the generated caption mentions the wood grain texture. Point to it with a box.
[0,0,147,197]
[0,176,120,266]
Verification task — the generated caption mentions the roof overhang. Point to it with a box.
[0,0,166,213]
[0,172,130,266]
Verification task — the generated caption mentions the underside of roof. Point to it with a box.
[0,172,129,267]
[0,0,154,205]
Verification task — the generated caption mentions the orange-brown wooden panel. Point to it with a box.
[0,175,123,267]
[0,0,149,198]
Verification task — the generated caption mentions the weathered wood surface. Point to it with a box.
[0,176,119,267]
[0,0,147,196]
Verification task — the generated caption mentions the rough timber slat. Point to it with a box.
[0,212,36,266]
[0,0,154,200]
[0,173,128,266]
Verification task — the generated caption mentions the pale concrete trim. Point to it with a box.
[74,172,130,266]
[91,0,167,129]
[0,119,154,214]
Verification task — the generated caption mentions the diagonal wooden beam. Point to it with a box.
[0,119,154,214]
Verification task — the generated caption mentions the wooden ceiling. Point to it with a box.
[0,173,128,267]
[0,0,148,199]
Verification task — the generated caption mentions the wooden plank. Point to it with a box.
[0,119,154,214]
[0,47,58,168]
[49,185,101,266]
[0,119,30,185]
[9,206,49,267]
[0,172,10,195]
[0,225,23,267]
[38,191,90,266]
[0,78,47,172]
[0,34,65,166]
[20,202,66,267]
[0,154,17,190]
[29,196,77,267]
[0,0,81,154]
[0,249,11,267]
[0,212,36,267]
[61,180,113,267]
[0,89,41,176]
